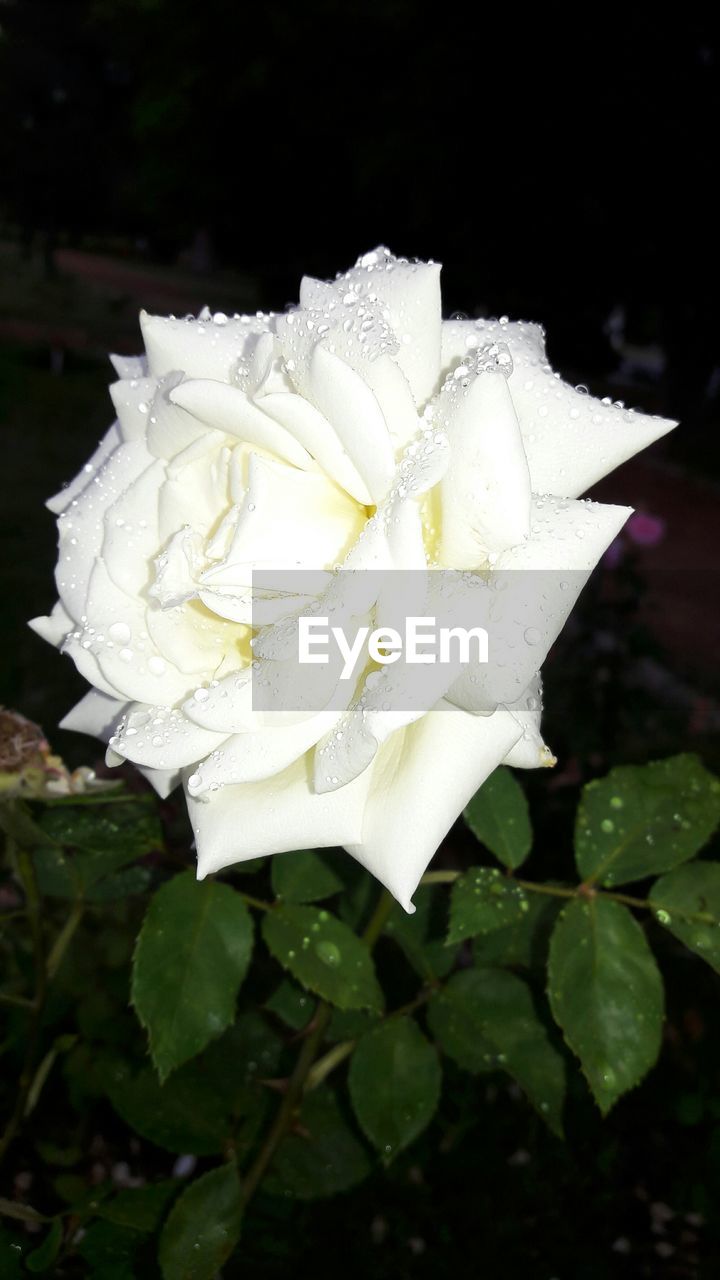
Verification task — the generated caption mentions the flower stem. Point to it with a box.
[239,882,394,1209]
[239,1001,333,1206]
[46,902,84,980]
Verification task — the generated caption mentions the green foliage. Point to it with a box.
[463,767,532,869]
[348,1017,441,1159]
[265,977,315,1030]
[97,1182,178,1233]
[108,1062,234,1155]
[263,1087,372,1199]
[547,897,664,1113]
[271,848,344,902]
[262,904,383,1011]
[1,750,720,1275]
[33,796,161,898]
[650,862,720,973]
[575,754,720,887]
[428,968,566,1135]
[447,867,530,944]
[24,1220,62,1273]
[384,884,455,979]
[132,870,254,1079]
[472,892,561,970]
[158,1162,243,1280]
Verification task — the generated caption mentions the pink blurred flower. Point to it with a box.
[627,511,666,547]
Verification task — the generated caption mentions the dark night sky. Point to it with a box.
[1,3,719,466]
[1,4,718,305]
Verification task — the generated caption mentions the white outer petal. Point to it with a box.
[345,702,523,911]
[502,677,555,769]
[187,710,341,794]
[60,689,129,740]
[141,311,273,382]
[510,375,676,498]
[109,377,158,442]
[109,353,147,380]
[46,424,122,516]
[445,496,632,713]
[190,752,375,877]
[337,253,442,405]
[29,600,74,647]
[54,439,155,623]
[109,704,230,768]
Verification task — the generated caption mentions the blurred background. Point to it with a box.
[1,2,719,1275]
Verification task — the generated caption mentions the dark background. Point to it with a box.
[1,3,720,1276]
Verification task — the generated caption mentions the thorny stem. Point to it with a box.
[422,868,653,913]
[239,884,394,1210]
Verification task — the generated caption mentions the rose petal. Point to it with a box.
[307,346,396,502]
[109,703,229,768]
[187,710,341,794]
[437,353,531,565]
[46,424,122,516]
[168,380,312,470]
[260,392,372,503]
[140,311,272,382]
[345,702,522,911]
[190,752,374,877]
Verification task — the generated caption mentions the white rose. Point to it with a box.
[31,247,675,910]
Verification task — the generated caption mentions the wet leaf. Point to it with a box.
[132,871,254,1079]
[262,905,382,1012]
[348,1017,441,1159]
[575,754,720,887]
[547,897,663,1113]
[464,767,532,870]
[428,967,565,1134]
[447,867,530,944]
[158,1162,242,1280]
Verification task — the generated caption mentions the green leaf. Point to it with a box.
[77,1222,142,1273]
[98,1182,178,1233]
[348,1018,441,1159]
[158,1162,242,1280]
[0,1223,24,1276]
[108,1012,281,1154]
[24,1221,62,1273]
[575,754,720,887]
[85,865,154,902]
[271,849,344,903]
[262,905,382,1012]
[327,1008,380,1042]
[263,1087,371,1200]
[265,979,314,1031]
[650,862,720,973]
[473,892,561,970]
[108,1063,230,1155]
[384,885,455,979]
[132,871,254,1079]
[34,798,162,898]
[428,968,565,1135]
[463,767,532,870]
[447,867,530,944]
[228,857,266,875]
[547,897,663,1113]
